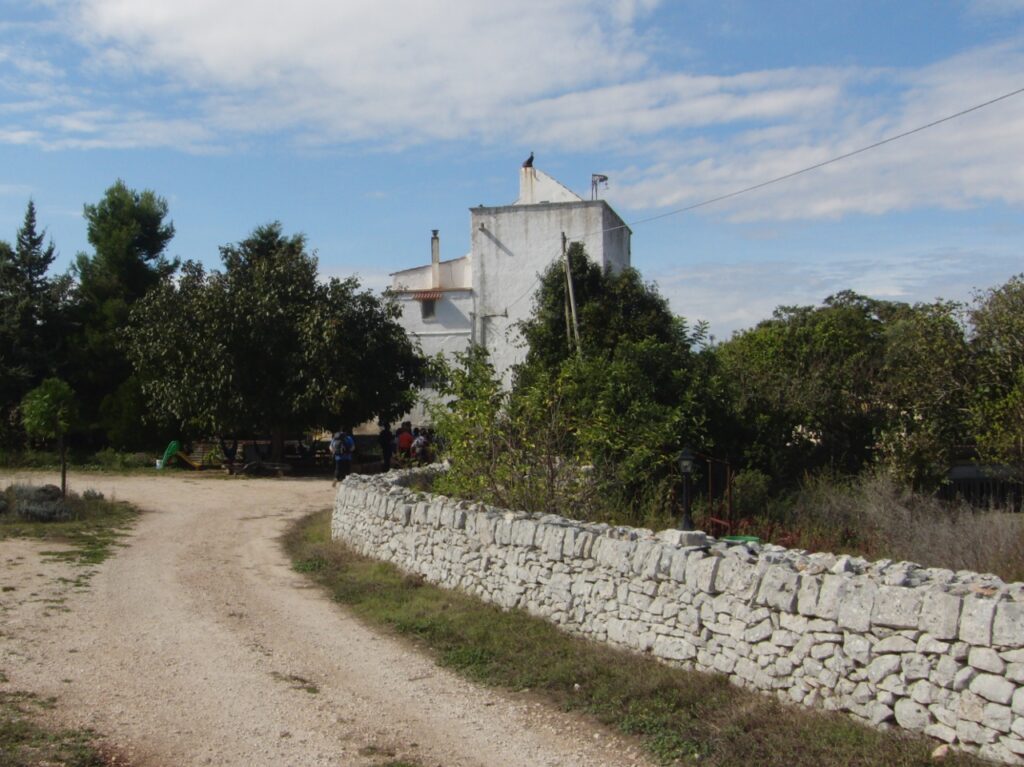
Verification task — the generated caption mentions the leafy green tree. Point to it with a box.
[21,378,78,496]
[433,245,717,525]
[716,292,899,486]
[0,202,70,444]
[69,180,177,447]
[875,301,971,489]
[970,275,1024,478]
[517,242,696,377]
[125,222,426,459]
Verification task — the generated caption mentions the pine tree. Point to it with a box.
[0,201,67,443]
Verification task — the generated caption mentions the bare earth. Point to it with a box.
[0,471,652,767]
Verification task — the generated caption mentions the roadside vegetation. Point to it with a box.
[429,249,1024,578]
[0,680,109,767]
[719,471,1024,582]
[0,484,139,566]
[286,510,987,767]
[3,181,1024,572]
[0,488,137,765]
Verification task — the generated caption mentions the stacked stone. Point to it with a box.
[333,470,1024,764]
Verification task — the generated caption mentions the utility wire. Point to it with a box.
[502,84,1024,312]
[622,84,1024,230]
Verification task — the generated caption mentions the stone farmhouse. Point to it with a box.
[390,163,632,417]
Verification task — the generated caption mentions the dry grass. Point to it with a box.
[750,472,1024,582]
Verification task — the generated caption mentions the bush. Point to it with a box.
[88,448,152,470]
[0,449,60,468]
[732,468,772,518]
[8,484,70,521]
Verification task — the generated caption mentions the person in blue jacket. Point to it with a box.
[330,428,355,486]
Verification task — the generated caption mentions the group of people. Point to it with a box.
[377,422,433,470]
[330,422,436,485]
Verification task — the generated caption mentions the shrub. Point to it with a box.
[732,468,772,518]
[9,484,70,522]
[89,448,152,470]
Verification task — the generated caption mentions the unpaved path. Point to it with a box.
[0,472,651,767]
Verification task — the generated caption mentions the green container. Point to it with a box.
[721,535,760,544]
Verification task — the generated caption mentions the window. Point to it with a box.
[421,299,436,320]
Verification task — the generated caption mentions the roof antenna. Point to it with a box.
[591,173,609,200]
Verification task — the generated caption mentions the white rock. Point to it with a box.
[970,673,1016,704]
[894,699,931,730]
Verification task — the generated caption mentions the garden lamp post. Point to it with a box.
[678,446,695,531]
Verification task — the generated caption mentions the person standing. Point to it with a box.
[396,424,414,464]
[330,428,355,486]
[378,422,395,471]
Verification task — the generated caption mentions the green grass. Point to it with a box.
[0,486,140,568]
[0,688,108,766]
[285,509,988,767]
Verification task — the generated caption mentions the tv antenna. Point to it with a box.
[591,173,609,200]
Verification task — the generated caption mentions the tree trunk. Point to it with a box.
[271,426,285,463]
[59,433,67,498]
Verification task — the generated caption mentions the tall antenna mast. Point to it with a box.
[591,173,609,200]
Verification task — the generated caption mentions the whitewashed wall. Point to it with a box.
[334,470,1024,764]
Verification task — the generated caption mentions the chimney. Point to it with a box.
[519,166,536,204]
[431,229,440,289]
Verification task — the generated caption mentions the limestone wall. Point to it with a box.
[333,470,1024,763]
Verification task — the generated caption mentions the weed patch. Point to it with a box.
[285,509,988,767]
[0,689,108,766]
[0,485,139,569]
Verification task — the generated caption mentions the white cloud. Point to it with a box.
[608,42,1024,222]
[967,0,1024,17]
[655,247,1023,339]
[3,2,1024,227]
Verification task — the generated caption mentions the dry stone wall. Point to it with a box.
[333,470,1024,764]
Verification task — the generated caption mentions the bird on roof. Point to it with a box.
[522,151,534,168]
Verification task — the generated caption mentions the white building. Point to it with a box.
[390,164,631,417]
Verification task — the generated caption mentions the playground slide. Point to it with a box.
[159,441,202,470]
[173,451,202,470]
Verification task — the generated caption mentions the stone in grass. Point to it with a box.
[13,484,69,521]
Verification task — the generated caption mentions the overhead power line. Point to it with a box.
[504,84,1024,312]
[623,84,1024,229]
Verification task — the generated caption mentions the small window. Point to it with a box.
[421,299,436,320]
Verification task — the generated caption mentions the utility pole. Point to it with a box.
[562,232,581,354]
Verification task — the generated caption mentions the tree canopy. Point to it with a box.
[435,244,718,525]
[125,222,426,457]
[970,275,1024,478]
[69,180,179,448]
[0,202,69,443]
[21,378,78,495]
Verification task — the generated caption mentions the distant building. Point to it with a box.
[390,164,631,418]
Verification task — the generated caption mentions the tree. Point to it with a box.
[70,181,178,446]
[517,242,694,377]
[875,301,971,489]
[125,222,426,459]
[715,292,899,486]
[433,245,717,525]
[21,378,78,497]
[969,274,1024,478]
[0,201,70,444]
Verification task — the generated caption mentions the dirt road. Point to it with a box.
[0,472,650,767]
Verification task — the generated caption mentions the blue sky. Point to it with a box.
[2,0,1024,339]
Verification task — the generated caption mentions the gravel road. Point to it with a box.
[0,472,652,767]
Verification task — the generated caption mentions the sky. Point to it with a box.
[2,0,1024,340]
